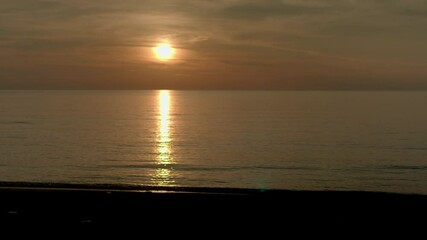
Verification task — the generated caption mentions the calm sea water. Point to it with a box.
[0,90,426,194]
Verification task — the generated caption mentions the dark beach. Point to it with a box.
[1,182,425,227]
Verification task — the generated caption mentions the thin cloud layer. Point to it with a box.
[0,0,426,89]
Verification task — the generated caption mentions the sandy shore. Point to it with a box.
[0,182,425,227]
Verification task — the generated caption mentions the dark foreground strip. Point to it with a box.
[0,182,425,227]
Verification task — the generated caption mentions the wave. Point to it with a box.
[96,163,319,172]
[0,121,34,125]
[383,165,427,171]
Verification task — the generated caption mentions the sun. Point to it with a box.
[153,43,175,60]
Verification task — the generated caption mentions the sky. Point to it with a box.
[1,0,427,90]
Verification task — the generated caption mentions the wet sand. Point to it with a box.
[0,182,425,227]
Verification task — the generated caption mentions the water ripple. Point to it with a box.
[96,163,319,172]
[383,165,427,171]
[0,120,34,125]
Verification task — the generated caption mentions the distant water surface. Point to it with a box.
[0,90,426,194]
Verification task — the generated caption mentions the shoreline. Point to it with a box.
[0,181,426,196]
[1,181,425,226]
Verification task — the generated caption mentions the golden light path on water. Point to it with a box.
[154,90,174,186]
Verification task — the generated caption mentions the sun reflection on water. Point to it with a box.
[154,90,174,186]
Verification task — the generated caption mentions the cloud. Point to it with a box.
[215,0,339,20]
[1,0,427,89]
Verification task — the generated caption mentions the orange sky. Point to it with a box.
[1,0,427,90]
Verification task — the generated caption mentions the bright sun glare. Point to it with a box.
[153,43,175,60]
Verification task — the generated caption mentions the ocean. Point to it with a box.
[0,90,426,194]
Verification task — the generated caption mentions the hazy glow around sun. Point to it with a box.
[153,43,175,60]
